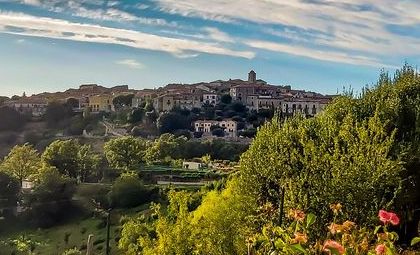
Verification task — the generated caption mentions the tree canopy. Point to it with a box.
[1,143,41,183]
[104,136,148,171]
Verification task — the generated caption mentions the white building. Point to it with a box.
[246,95,282,111]
[281,99,329,116]
[194,120,238,137]
[182,161,203,170]
[8,97,48,117]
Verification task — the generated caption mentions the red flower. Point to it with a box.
[323,240,345,255]
[378,210,399,225]
[375,244,387,255]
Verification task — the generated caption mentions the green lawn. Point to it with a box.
[0,204,150,255]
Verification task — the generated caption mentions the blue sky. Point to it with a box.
[0,0,419,97]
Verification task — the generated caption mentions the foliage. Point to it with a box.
[239,127,257,138]
[62,247,82,255]
[1,235,42,255]
[0,172,20,207]
[42,139,100,180]
[44,101,73,128]
[24,165,76,227]
[145,133,187,164]
[1,143,42,183]
[23,131,43,146]
[239,112,403,229]
[113,94,134,110]
[104,136,148,171]
[211,127,225,137]
[119,178,256,255]
[250,205,418,255]
[77,144,101,182]
[108,172,151,208]
[0,106,27,131]
[128,108,145,123]
[157,112,191,134]
[220,94,232,104]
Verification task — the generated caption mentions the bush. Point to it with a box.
[239,114,403,229]
[62,248,82,255]
[76,184,111,209]
[108,172,151,208]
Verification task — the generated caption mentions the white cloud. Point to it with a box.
[204,27,234,43]
[155,0,420,64]
[245,40,396,68]
[116,59,144,69]
[22,0,41,6]
[136,3,149,10]
[0,12,255,59]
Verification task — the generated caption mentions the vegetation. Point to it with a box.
[116,65,420,254]
[42,140,100,181]
[1,143,42,183]
[108,172,152,208]
[1,65,420,254]
[104,136,148,171]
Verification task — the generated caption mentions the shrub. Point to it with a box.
[108,172,151,208]
[240,114,403,229]
[62,248,81,255]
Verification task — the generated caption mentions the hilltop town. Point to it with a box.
[1,71,333,140]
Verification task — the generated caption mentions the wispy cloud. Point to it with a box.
[116,59,144,69]
[203,27,234,43]
[155,0,420,66]
[245,40,396,68]
[19,0,180,28]
[0,12,255,59]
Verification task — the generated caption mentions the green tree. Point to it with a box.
[104,136,148,171]
[77,144,101,182]
[157,112,191,134]
[128,108,145,123]
[1,144,41,184]
[0,172,20,208]
[145,134,187,164]
[42,139,99,180]
[44,102,73,128]
[239,112,402,229]
[108,172,150,208]
[119,178,255,255]
[220,94,232,104]
[113,94,134,110]
[24,165,76,227]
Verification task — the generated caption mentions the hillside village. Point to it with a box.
[1,71,334,139]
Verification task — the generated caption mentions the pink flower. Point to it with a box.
[375,244,387,255]
[389,213,400,226]
[378,210,392,224]
[323,240,345,255]
[378,210,400,226]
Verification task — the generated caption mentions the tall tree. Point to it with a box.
[42,140,79,178]
[1,144,41,184]
[104,136,148,171]
[42,139,100,180]
[145,134,187,164]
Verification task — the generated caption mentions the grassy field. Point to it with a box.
[0,203,150,255]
